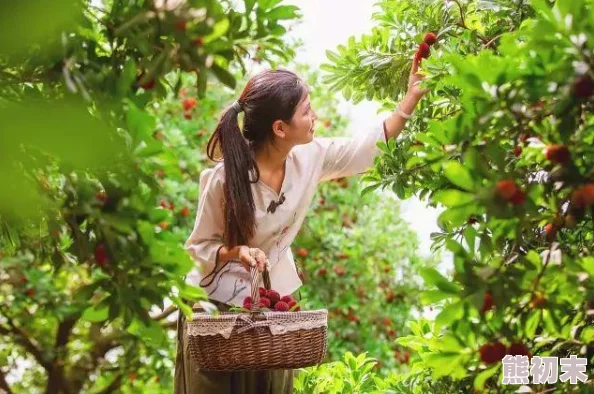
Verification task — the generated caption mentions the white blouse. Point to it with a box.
[184,123,386,306]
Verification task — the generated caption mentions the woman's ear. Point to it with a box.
[272,119,287,139]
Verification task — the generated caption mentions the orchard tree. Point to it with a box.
[324,0,594,392]
[0,0,300,393]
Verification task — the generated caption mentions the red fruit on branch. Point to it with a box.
[183,97,197,111]
[423,32,437,45]
[415,42,431,60]
[480,291,494,314]
[94,244,107,266]
[180,206,191,217]
[25,288,36,297]
[137,72,155,90]
[582,183,594,206]
[530,293,547,309]
[480,342,507,364]
[545,144,571,165]
[573,74,594,98]
[297,248,308,257]
[317,268,327,276]
[544,223,557,239]
[183,111,192,120]
[175,19,187,31]
[333,265,346,276]
[571,188,587,209]
[508,342,530,357]
[496,180,518,200]
[509,189,526,206]
[514,146,522,157]
[274,301,289,312]
[96,191,107,203]
[192,37,204,46]
[564,214,577,229]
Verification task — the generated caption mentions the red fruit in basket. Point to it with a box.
[243,296,253,305]
[423,32,437,45]
[267,290,281,304]
[274,301,290,311]
[258,287,267,297]
[281,295,294,303]
[243,302,252,310]
[288,300,300,311]
[259,297,271,308]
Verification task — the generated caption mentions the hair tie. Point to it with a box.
[231,101,243,113]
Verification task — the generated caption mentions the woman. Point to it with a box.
[175,56,428,393]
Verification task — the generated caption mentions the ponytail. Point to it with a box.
[206,103,258,247]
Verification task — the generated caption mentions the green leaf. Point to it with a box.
[443,161,476,191]
[435,301,464,330]
[81,302,109,323]
[474,364,500,391]
[419,267,460,294]
[204,19,230,44]
[266,5,299,20]
[210,63,236,89]
[432,189,475,207]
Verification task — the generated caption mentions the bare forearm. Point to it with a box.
[217,245,242,263]
[384,92,422,140]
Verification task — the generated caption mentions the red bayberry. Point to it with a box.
[508,342,530,357]
[480,291,494,314]
[183,98,197,111]
[544,223,557,239]
[416,42,431,59]
[180,206,191,217]
[531,293,547,308]
[175,19,187,31]
[514,146,522,157]
[573,74,594,98]
[288,300,300,311]
[496,180,518,200]
[258,287,267,297]
[96,191,107,203]
[94,244,107,266]
[274,301,290,311]
[333,265,346,276]
[509,189,526,206]
[317,268,327,276]
[258,297,271,308]
[266,290,280,304]
[183,111,192,120]
[243,302,252,310]
[297,248,308,257]
[423,32,437,45]
[192,37,204,46]
[480,342,507,364]
[571,188,586,209]
[25,288,35,297]
[582,184,594,206]
[545,144,571,165]
[280,295,294,303]
[243,296,253,305]
[137,72,155,90]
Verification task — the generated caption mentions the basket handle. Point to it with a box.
[249,265,271,313]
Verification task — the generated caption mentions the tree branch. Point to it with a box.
[0,367,14,394]
[96,374,123,394]
[150,305,177,321]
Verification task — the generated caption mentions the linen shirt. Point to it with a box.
[184,123,386,306]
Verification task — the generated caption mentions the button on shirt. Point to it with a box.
[184,124,386,306]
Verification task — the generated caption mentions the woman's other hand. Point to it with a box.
[238,246,268,272]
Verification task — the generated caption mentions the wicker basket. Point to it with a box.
[186,266,328,371]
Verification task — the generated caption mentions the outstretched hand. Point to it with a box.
[407,56,430,99]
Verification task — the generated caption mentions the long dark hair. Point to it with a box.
[206,69,307,247]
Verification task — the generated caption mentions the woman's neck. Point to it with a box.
[254,141,291,172]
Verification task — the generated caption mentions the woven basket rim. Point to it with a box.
[189,308,328,320]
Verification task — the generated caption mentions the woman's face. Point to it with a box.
[275,93,317,146]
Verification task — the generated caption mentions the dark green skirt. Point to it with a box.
[174,300,294,394]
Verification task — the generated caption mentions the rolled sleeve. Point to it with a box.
[184,166,226,283]
[317,122,386,182]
